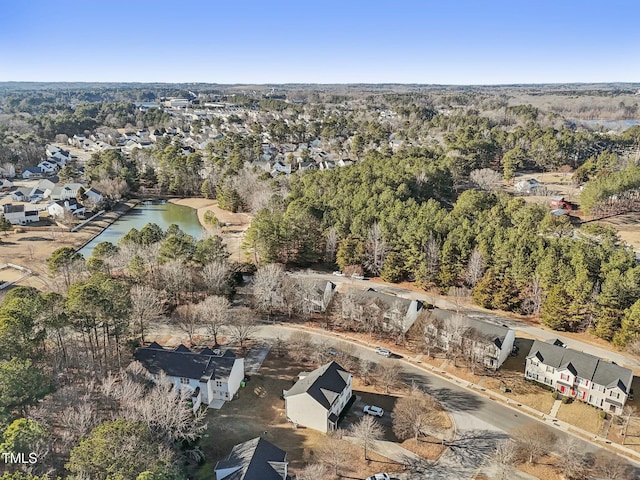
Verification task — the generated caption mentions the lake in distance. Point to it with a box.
[79,202,205,257]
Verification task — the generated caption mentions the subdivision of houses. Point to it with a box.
[284,361,353,433]
[214,437,288,480]
[133,342,245,411]
[525,339,633,415]
[424,310,516,369]
[1,203,40,225]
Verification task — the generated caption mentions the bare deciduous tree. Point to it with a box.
[447,286,470,314]
[288,331,313,362]
[317,430,351,476]
[298,463,330,480]
[349,415,383,460]
[130,285,164,343]
[325,227,338,264]
[555,437,589,480]
[512,423,556,464]
[201,260,231,296]
[253,263,285,317]
[521,277,544,316]
[358,357,375,386]
[491,439,519,480]
[591,450,636,480]
[364,222,388,276]
[227,307,259,349]
[174,304,200,345]
[195,295,230,346]
[391,387,444,441]
[158,260,193,306]
[376,361,402,394]
[470,168,502,191]
[464,247,485,287]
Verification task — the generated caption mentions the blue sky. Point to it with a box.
[0,0,638,84]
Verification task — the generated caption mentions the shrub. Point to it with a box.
[561,396,570,404]
[203,210,221,227]
[599,410,607,419]
[552,392,559,400]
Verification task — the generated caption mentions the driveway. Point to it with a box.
[243,343,271,375]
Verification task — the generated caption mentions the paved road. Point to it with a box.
[254,325,630,479]
[292,270,640,370]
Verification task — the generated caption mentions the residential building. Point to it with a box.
[360,288,424,334]
[304,280,336,313]
[11,187,32,202]
[425,310,516,369]
[84,187,104,204]
[1,204,39,225]
[525,339,633,414]
[22,167,42,179]
[214,437,288,480]
[37,160,60,174]
[134,342,245,411]
[284,361,353,433]
[514,178,541,194]
[47,199,86,218]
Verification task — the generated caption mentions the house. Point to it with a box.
[58,183,84,201]
[424,310,516,369]
[214,437,288,480]
[284,361,353,432]
[297,161,317,172]
[22,167,42,179]
[37,160,60,174]
[303,280,336,313]
[271,161,292,176]
[525,339,633,415]
[30,179,56,200]
[47,199,86,218]
[549,196,572,210]
[514,178,540,194]
[360,289,424,334]
[337,159,354,167]
[318,160,335,171]
[134,343,245,411]
[11,187,32,202]
[84,187,104,204]
[0,179,13,191]
[1,204,39,225]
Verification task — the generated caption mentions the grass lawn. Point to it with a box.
[517,455,562,480]
[556,400,604,434]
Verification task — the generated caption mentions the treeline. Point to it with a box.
[0,223,254,478]
[245,149,640,346]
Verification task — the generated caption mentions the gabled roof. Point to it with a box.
[527,340,633,393]
[215,437,287,480]
[284,361,351,410]
[429,309,512,348]
[361,289,417,312]
[134,343,240,382]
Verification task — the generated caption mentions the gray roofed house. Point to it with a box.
[525,340,633,414]
[1,203,39,225]
[284,361,353,433]
[424,309,516,369]
[356,288,424,333]
[214,437,288,480]
[133,343,245,411]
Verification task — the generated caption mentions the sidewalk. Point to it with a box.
[281,321,640,466]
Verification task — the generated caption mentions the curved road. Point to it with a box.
[254,324,637,478]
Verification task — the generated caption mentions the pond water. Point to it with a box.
[79,201,205,258]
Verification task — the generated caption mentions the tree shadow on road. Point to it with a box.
[401,371,485,413]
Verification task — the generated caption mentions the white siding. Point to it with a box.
[497,329,515,367]
[286,394,328,432]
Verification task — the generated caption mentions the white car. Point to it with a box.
[332,271,345,276]
[351,273,365,280]
[363,405,384,417]
[366,474,391,480]
[375,347,392,357]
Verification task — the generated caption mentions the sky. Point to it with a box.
[0,0,638,85]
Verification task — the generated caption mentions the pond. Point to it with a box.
[79,201,205,258]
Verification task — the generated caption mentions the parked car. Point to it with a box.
[510,345,519,357]
[332,271,345,276]
[351,273,365,280]
[363,405,384,417]
[328,347,338,356]
[375,347,392,357]
[366,474,390,480]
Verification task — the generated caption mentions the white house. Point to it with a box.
[525,339,633,415]
[37,160,60,174]
[47,199,86,218]
[0,179,13,190]
[214,437,287,480]
[11,187,32,202]
[22,167,42,179]
[425,310,516,370]
[1,204,39,225]
[84,187,104,204]
[134,343,245,411]
[284,361,353,433]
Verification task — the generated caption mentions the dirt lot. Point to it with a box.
[170,198,252,262]
[592,212,640,252]
[194,352,407,479]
